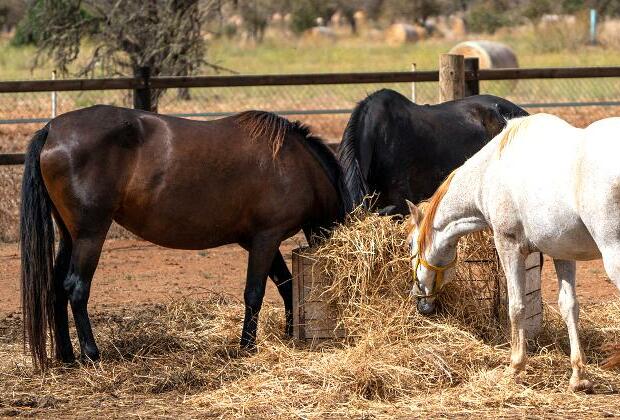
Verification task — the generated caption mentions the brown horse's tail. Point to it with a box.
[20,125,55,371]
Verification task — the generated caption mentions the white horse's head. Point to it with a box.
[406,193,457,315]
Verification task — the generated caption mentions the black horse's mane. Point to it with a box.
[236,110,353,218]
[338,96,372,207]
[337,89,529,215]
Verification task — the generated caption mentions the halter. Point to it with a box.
[411,251,457,298]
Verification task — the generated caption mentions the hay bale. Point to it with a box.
[449,40,518,69]
[384,23,426,45]
[540,14,576,27]
[300,210,507,342]
[434,15,466,39]
[330,11,343,28]
[450,15,467,38]
[353,10,366,26]
[295,209,541,342]
[600,18,620,46]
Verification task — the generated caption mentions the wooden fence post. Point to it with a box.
[464,57,480,97]
[133,66,152,112]
[439,53,464,102]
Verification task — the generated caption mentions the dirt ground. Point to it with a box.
[0,236,305,317]
[1,235,618,318]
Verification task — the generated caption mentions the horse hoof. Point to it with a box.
[503,365,522,378]
[569,378,594,393]
[61,356,77,367]
[56,351,76,365]
[79,350,100,365]
[501,365,526,384]
[239,338,257,353]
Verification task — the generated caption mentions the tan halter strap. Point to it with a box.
[411,253,457,298]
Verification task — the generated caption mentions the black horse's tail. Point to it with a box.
[338,100,370,208]
[20,125,55,371]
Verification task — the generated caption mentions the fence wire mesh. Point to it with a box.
[1,76,620,241]
[2,77,620,144]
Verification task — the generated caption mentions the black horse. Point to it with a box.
[338,89,529,214]
[20,107,355,370]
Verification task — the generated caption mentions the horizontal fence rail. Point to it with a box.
[1,71,438,93]
[0,77,142,93]
[3,67,620,93]
[476,66,620,81]
[0,153,26,165]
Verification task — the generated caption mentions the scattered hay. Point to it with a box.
[2,212,620,417]
[310,209,505,344]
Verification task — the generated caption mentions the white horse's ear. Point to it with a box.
[406,200,422,225]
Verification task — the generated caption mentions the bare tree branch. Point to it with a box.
[32,0,228,109]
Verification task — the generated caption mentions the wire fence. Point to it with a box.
[2,76,620,144]
[1,71,620,241]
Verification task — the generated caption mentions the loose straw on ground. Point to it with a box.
[2,211,620,417]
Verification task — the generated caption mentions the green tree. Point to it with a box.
[465,0,509,34]
[289,0,328,34]
[590,0,620,16]
[382,0,440,24]
[562,0,584,14]
[286,0,364,34]
[237,0,271,41]
[523,0,553,21]
[11,0,57,46]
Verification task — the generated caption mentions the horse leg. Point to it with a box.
[65,234,107,362]
[240,244,293,338]
[495,242,528,376]
[553,259,592,392]
[53,231,74,363]
[269,250,293,337]
[240,233,281,349]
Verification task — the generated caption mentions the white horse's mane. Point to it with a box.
[497,113,570,157]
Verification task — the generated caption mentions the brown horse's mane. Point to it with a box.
[234,110,354,216]
[234,110,313,157]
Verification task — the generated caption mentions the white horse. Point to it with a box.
[406,113,620,392]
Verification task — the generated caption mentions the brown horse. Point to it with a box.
[20,106,354,370]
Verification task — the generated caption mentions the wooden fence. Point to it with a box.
[3,65,620,94]
[2,57,620,165]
